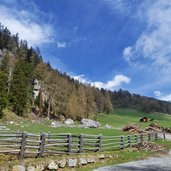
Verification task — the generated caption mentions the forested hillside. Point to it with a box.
[0,24,171,120]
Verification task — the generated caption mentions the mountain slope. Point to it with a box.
[0,24,171,120]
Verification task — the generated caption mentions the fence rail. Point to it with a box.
[0,131,165,160]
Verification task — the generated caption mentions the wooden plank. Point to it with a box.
[67,134,72,154]
[120,136,125,149]
[127,135,131,147]
[98,134,103,152]
[140,133,143,142]
[18,132,27,160]
[148,133,151,141]
[163,132,166,139]
[38,133,46,157]
[134,134,138,143]
[155,132,158,140]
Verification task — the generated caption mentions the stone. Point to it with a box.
[58,159,66,168]
[35,165,44,171]
[81,118,101,128]
[27,166,35,171]
[109,155,113,159]
[104,124,112,129]
[68,159,77,167]
[51,121,61,127]
[87,157,95,163]
[64,119,74,125]
[9,121,14,124]
[48,160,58,170]
[12,165,25,171]
[79,158,87,165]
[59,115,65,122]
[99,154,105,159]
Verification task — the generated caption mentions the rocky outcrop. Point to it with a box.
[12,165,25,171]
[67,159,77,167]
[64,119,74,125]
[58,159,66,168]
[79,158,87,165]
[104,124,112,129]
[4,154,112,171]
[81,118,101,128]
[48,160,58,170]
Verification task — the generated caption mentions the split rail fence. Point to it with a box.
[0,131,165,160]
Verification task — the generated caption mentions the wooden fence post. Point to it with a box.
[78,134,83,153]
[140,133,143,142]
[135,134,138,144]
[38,133,46,157]
[98,134,103,152]
[127,135,131,147]
[120,136,125,149]
[148,133,151,141]
[67,134,72,154]
[155,132,158,140]
[163,131,166,140]
[19,132,27,160]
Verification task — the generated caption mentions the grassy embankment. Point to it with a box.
[0,139,171,170]
[0,108,171,170]
[0,108,171,135]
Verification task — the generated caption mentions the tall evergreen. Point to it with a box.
[0,55,10,117]
[10,60,33,116]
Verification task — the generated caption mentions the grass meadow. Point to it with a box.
[1,108,171,136]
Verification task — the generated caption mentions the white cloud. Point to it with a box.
[72,75,90,84]
[57,41,67,48]
[0,5,54,47]
[122,0,171,96]
[154,90,171,102]
[72,74,131,90]
[154,90,161,97]
[123,46,132,62]
[92,75,130,90]
[123,1,171,72]
[160,94,171,102]
[103,0,132,15]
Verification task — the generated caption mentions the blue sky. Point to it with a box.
[1,0,171,101]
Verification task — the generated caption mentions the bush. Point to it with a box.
[0,110,4,119]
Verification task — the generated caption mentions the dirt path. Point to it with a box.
[93,154,171,171]
[94,134,171,171]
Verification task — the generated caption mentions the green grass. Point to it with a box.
[1,142,169,171]
[1,108,171,136]
[97,108,171,128]
[76,139,171,171]
[0,108,171,170]
[4,119,127,136]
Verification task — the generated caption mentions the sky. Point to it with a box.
[0,0,171,101]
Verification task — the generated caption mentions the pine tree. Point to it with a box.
[0,71,8,117]
[0,71,8,110]
[10,60,33,115]
[0,55,10,117]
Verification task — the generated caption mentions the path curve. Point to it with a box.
[93,154,171,171]
[94,134,171,171]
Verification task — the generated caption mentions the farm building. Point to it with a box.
[140,117,148,122]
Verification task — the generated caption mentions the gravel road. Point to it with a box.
[93,154,171,171]
[159,133,171,141]
[94,134,171,171]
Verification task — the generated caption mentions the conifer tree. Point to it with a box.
[10,59,33,115]
[0,55,9,117]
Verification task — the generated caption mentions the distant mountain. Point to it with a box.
[0,23,171,119]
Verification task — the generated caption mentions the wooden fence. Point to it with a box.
[0,131,165,160]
